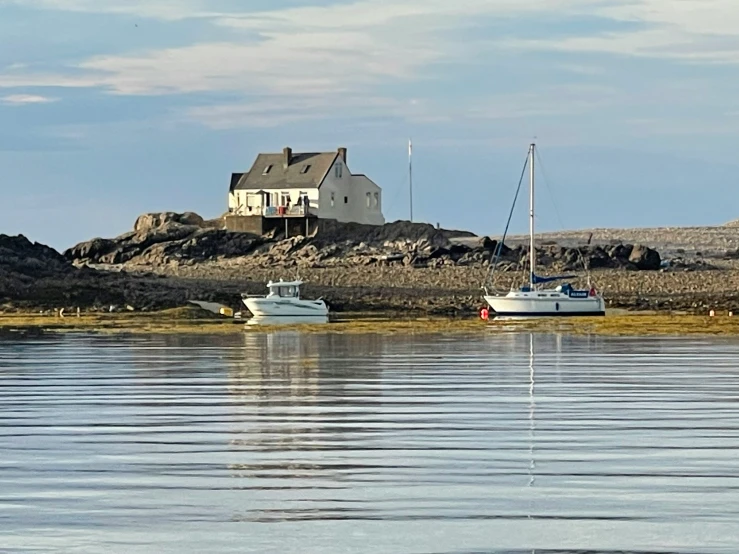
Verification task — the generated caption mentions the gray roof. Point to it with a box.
[230,172,244,192]
[234,151,339,191]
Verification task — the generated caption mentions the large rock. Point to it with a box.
[134,212,204,233]
[628,244,662,270]
[65,237,120,263]
[606,244,634,261]
[132,221,200,248]
[66,216,263,266]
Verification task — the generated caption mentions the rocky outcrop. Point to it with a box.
[0,234,73,279]
[0,211,683,315]
[0,233,242,311]
[66,213,263,266]
[64,212,665,275]
[312,219,473,249]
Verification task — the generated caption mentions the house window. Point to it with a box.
[335,164,342,178]
[297,191,309,211]
[344,196,348,204]
[366,192,371,208]
[280,192,291,206]
[373,192,379,208]
[330,192,335,208]
[300,165,311,174]
[262,165,273,175]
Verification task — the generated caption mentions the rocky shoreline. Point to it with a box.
[2,212,738,315]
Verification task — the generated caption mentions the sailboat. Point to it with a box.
[483,143,606,318]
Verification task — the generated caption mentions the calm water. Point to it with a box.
[1,331,739,553]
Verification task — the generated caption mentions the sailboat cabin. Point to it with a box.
[228,146,385,227]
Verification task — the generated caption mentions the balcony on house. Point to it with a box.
[262,204,317,218]
[230,203,317,218]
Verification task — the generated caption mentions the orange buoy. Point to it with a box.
[480,308,489,321]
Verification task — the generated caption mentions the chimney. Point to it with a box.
[338,147,347,165]
[283,147,292,169]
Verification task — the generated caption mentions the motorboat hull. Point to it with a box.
[243,297,328,317]
[484,291,605,318]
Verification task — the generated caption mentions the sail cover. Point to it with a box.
[531,272,576,285]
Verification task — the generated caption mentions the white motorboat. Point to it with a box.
[483,143,606,318]
[242,279,328,317]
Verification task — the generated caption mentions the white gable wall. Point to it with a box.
[317,158,385,225]
[348,175,384,225]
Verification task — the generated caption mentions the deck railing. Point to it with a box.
[262,205,315,217]
[230,205,316,217]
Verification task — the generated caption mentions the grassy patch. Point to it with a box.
[2,310,739,337]
[0,308,239,334]
[245,313,739,336]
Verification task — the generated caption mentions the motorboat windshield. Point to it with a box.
[266,280,302,299]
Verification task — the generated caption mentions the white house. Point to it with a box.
[228,146,385,226]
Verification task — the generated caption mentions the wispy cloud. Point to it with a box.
[1,94,58,105]
[2,0,739,128]
[0,0,610,122]
[500,0,739,63]
[0,0,227,20]
[186,95,412,129]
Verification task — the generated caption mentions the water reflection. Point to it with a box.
[529,333,536,490]
[246,315,329,326]
[224,332,392,504]
[2,332,739,553]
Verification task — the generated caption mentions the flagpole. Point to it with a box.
[408,138,413,222]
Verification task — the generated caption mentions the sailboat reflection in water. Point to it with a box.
[528,333,536,490]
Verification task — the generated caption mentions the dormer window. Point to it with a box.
[262,165,273,175]
[300,165,311,174]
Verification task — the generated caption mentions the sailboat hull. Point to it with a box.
[484,292,605,318]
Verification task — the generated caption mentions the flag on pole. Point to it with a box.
[408,138,412,158]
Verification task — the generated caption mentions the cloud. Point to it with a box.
[500,0,739,63]
[2,0,739,129]
[186,96,411,129]
[0,0,227,20]
[1,94,58,105]
[0,1,607,101]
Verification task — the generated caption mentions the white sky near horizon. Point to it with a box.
[1,0,739,249]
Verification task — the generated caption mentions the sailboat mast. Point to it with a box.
[409,138,414,222]
[529,143,536,290]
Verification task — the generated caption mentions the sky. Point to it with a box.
[1,0,739,250]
